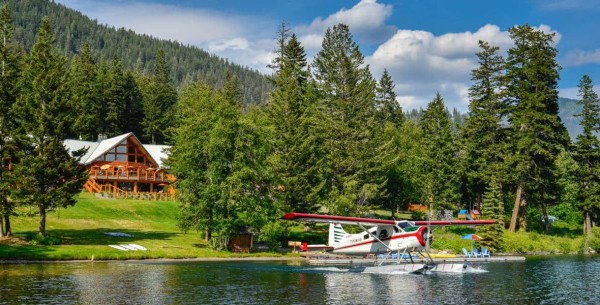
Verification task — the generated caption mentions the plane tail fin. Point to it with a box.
[328,223,346,246]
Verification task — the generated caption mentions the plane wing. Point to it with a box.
[281,212,496,226]
[281,212,396,226]
[413,220,496,226]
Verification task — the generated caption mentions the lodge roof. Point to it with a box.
[63,133,170,168]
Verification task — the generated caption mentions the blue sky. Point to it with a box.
[55,0,600,112]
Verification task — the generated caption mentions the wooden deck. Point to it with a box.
[88,167,173,183]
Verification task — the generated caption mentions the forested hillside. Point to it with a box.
[1,1,599,251]
[2,0,271,104]
[558,97,583,137]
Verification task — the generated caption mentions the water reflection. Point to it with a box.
[0,256,599,305]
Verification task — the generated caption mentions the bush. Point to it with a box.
[257,221,287,250]
[27,233,62,246]
[590,227,600,253]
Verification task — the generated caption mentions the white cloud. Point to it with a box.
[562,49,600,67]
[297,0,392,34]
[560,85,600,100]
[55,0,276,72]
[209,38,250,52]
[368,24,561,112]
[57,1,250,44]
[295,0,396,47]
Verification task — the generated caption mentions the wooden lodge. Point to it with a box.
[64,133,175,200]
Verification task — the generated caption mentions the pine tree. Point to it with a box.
[478,176,504,252]
[104,57,127,136]
[573,75,600,238]
[141,48,177,144]
[419,93,460,211]
[375,69,404,128]
[121,70,144,137]
[505,25,569,232]
[0,4,20,237]
[462,40,506,210]
[267,32,321,214]
[11,18,87,236]
[68,42,100,140]
[311,24,383,215]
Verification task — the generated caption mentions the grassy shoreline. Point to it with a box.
[0,193,594,261]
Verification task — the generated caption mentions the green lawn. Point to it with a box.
[0,192,285,260]
[1,194,592,260]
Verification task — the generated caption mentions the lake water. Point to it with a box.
[1,256,599,305]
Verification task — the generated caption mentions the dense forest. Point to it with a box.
[0,2,599,252]
[1,0,271,105]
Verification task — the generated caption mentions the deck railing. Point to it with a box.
[88,167,174,183]
[99,184,175,201]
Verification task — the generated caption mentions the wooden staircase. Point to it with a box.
[84,178,175,201]
[84,178,102,193]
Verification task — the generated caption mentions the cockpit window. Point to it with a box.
[379,229,388,239]
[398,221,419,232]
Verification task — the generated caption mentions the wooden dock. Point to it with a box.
[306,255,526,266]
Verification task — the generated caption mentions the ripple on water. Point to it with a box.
[0,256,599,305]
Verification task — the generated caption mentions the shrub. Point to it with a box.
[590,227,600,253]
[27,233,62,246]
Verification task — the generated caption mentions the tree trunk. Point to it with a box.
[583,210,592,253]
[509,184,523,232]
[518,195,527,232]
[39,208,46,237]
[0,214,4,237]
[585,210,592,237]
[205,229,212,242]
[4,214,11,236]
[541,193,550,234]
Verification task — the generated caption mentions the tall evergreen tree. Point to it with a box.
[267,32,321,214]
[11,18,87,236]
[141,48,177,144]
[121,70,144,137]
[0,4,19,236]
[104,57,127,136]
[462,40,506,210]
[505,25,569,232]
[311,24,383,215]
[419,93,460,211]
[375,69,404,128]
[478,176,504,252]
[68,42,100,140]
[573,75,600,237]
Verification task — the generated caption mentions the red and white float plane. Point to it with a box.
[281,212,495,256]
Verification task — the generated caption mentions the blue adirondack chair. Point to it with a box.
[471,248,481,258]
[481,247,491,257]
[462,248,472,258]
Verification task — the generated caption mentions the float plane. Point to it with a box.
[281,212,495,273]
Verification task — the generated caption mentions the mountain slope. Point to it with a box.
[558,97,583,139]
[3,0,271,104]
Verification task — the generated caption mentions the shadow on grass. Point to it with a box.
[0,243,55,260]
[18,228,178,246]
